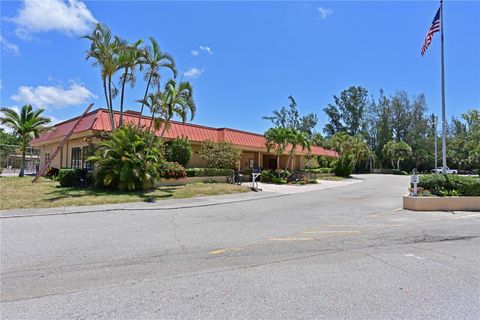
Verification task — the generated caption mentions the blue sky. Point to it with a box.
[1,1,479,134]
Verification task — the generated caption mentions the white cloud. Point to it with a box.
[11,82,97,108]
[0,35,20,55]
[11,0,97,38]
[199,45,213,55]
[183,68,204,79]
[317,7,333,20]
[191,45,213,56]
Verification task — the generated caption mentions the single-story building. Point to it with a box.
[30,108,337,172]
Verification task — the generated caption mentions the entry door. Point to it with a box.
[268,159,277,170]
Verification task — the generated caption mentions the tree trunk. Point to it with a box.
[119,68,128,128]
[108,75,116,130]
[284,154,293,178]
[148,112,155,133]
[159,118,172,139]
[102,78,115,131]
[19,142,26,177]
[397,158,401,171]
[391,159,395,170]
[276,155,280,177]
[137,74,152,128]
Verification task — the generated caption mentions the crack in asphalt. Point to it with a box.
[410,235,479,244]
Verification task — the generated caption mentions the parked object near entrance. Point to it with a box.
[431,167,458,174]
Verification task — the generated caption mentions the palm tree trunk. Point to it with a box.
[284,155,292,178]
[119,68,128,128]
[159,117,172,139]
[102,78,113,129]
[276,155,280,177]
[391,159,395,169]
[397,158,400,171]
[108,75,116,130]
[19,142,26,177]
[148,111,155,133]
[137,74,152,128]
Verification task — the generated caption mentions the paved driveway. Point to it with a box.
[1,174,479,319]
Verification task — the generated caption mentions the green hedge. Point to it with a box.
[58,169,88,187]
[185,168,234,177]
[417,174,480,196]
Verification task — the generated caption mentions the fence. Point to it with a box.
[0,144,40,175]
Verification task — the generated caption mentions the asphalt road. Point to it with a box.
[1,174,479,319]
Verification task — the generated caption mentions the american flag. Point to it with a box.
[421,7,441,56]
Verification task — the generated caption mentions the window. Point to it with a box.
[44,153,51,165]
[82,145,95,171]
[71,147,82,169]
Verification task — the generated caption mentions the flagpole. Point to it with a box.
[440,0,447,174]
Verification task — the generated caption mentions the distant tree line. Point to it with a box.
[263,87,479,174]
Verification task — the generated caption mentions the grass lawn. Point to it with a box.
[0,177,250,211]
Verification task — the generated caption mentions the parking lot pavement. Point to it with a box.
[1,174,479,319]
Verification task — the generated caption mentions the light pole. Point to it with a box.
[432,114,438,173]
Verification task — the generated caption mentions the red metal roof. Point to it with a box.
[31,108,338,157]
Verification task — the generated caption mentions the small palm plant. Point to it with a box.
[0,105,51,177]
[284,129,311,175]
[88,125,163,190]
[265,127,290,177]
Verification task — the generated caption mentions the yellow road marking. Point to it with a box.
[208,249,226,255]
[268,237,314,241]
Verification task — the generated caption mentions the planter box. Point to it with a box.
[403,194,480,211]
[155,176,229,186]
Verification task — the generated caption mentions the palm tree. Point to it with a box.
[0,105,50,177]
[265,127,289,177]
[157,79,195,138]
[137,37,177,126]
[138,79,195,151]
[284,129,311,174]
[83,23,117,130]
[117,37,143,127]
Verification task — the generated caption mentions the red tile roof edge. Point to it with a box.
[31,108,338,157]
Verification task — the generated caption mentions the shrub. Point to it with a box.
[271,177,287,184]
[58,168,88,187]
[259,170,275,183]
[334,160,352,177]
[417,174,480,196]
[159,162,186,179]
[165,137,192,166]
[302,155,319,170]
[45,167,60,179]
[199,140,241,169]
[393,169,408,175]
[185,168,234,177]
[89,125,163,191]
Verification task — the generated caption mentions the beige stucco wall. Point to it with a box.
[403,195,480,211]
[37,133,97,169]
